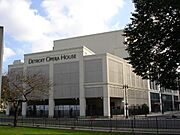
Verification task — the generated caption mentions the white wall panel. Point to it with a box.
[53,62,79,99]
[109,86,124,97]
[85,87,103,97]
[108,59,123,84]
[84,59,103,83]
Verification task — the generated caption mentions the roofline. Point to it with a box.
[24,46,92,56]
[54,29,124,43]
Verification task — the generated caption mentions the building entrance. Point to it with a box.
[27,100,48,117]
[86,98,103,116]
[110,98,124,116]
[54,99,79,118]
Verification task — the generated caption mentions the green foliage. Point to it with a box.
[124,0,180,89]
[129,104,149,116]
[142,103,149,115]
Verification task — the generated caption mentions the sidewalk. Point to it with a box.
[147,111,180,117]
[109,111,180,119]
[130,111,180,119]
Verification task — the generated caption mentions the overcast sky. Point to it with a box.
[0,0,134,71]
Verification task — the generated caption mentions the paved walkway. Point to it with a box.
[109,111,180,120]
[147,111,180,117]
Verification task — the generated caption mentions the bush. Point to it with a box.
[142,104,149,115]
[129,104,149,116]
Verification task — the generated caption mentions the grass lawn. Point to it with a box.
[0,126,129,135]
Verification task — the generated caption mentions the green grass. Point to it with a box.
[0,126,128,135]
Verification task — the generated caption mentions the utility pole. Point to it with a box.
[123,84,128,119]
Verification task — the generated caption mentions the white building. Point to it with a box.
[7,30,179,117]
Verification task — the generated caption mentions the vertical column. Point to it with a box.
[103,86,110,117]
[49,99,54,117]
[103,55,110,117]
[103,97,110,117]
[148,91,152,112]
[22,102,27,117]
[23,65,27,117]
[172,94,175,111]
[124,102,128,117]
[0,27,3,101]
[178,91,180,111]
[159,93,163,113]
[6,103,10,116]
[79,52,85,117]
[123,85,129,118]
[147,80,152,112]
[122,62,129,118]
[79,98,86,116]
[158,85,162,113]
[49,64,54,117]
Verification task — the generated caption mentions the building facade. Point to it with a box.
[149,81,179,113]
[8,46,149,117]
[7,30,179,117]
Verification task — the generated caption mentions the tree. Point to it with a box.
[123,0,180,89]
[1,71,52,127]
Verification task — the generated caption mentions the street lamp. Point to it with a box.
[123,84,128,119]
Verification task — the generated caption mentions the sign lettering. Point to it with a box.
[28,54,77,64]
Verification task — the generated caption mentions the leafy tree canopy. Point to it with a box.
[124,0,180,89]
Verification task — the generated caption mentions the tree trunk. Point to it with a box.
[13,102,20,127]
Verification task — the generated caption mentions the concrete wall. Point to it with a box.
[84,59,103,83]
[106,53,149,106]
[27,65,50,100]
[54,30,128,59]
[84,54,106,98]
[54,62,79,99]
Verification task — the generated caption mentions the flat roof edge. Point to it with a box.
[54,29,123,43]
[24,46,89,56]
